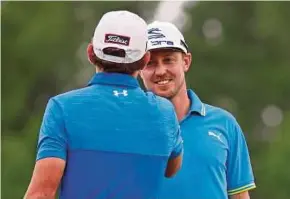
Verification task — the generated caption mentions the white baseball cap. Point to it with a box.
[147,21,188,53]
[92,10,148,64]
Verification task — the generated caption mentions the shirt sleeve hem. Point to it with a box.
[227,182,256,195]
[170,139,184,159]
[37,150,66,161]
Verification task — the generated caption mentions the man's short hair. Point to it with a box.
[92,47,146,75]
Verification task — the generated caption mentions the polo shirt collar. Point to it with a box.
[187,89,206,116]
[87,72,140,88]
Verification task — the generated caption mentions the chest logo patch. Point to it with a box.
[113,90,128,97]
[208,131,224,144]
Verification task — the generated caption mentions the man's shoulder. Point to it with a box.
[204,103,238,125]
[50,87,94,104]
[202,103,245,142]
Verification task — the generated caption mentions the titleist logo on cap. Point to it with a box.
[104,34,130,46]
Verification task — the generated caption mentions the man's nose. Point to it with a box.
[154,63,167,76]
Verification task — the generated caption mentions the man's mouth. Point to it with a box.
[154,79,172,85]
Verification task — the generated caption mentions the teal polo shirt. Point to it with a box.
[157,89,255,199]
[36,72,183,199]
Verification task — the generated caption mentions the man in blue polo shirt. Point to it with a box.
[24,12,183,199]
[141,21,256,199]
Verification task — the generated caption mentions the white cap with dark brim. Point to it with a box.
[92,11,148,64]
[147,21,188,53]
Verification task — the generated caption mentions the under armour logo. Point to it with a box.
[208,131,223,143]
[113,90,128,97]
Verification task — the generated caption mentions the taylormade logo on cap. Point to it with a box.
[147,21,188,53]
[92,10,148,64]
[148,28,166,40]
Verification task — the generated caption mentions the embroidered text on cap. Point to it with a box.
[104,34,130,46]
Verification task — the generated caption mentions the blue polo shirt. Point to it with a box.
[157,90,256,199]
[36,72,183,199]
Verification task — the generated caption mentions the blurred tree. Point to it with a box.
[252,112,290,199]
[2,2,83,135]
[185,1,290,128]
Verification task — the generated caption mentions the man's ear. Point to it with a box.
[87,43,97,65]
[183,52,192,72]
[140,51,150,79]
[143,51,151,66]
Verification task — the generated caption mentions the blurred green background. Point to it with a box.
[1,1,290,199]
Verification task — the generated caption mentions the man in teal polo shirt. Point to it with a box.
[141,21,256,199]
[24,12,183,199]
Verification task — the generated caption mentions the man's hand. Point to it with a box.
[165,153,183,178]
[24,157,65,199]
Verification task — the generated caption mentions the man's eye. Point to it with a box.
[145,61,155,68]
[164,58,174,63]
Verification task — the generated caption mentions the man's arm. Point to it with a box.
[165,124,183,178]
[230,191,250,199]
[164,104,184,178]
[24,98,68,198]
[226,118,256,196]
[24,158,65,199]
[165,152,182,178]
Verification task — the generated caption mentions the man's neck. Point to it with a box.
[170,87,190,121]
[95,68,139,78]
